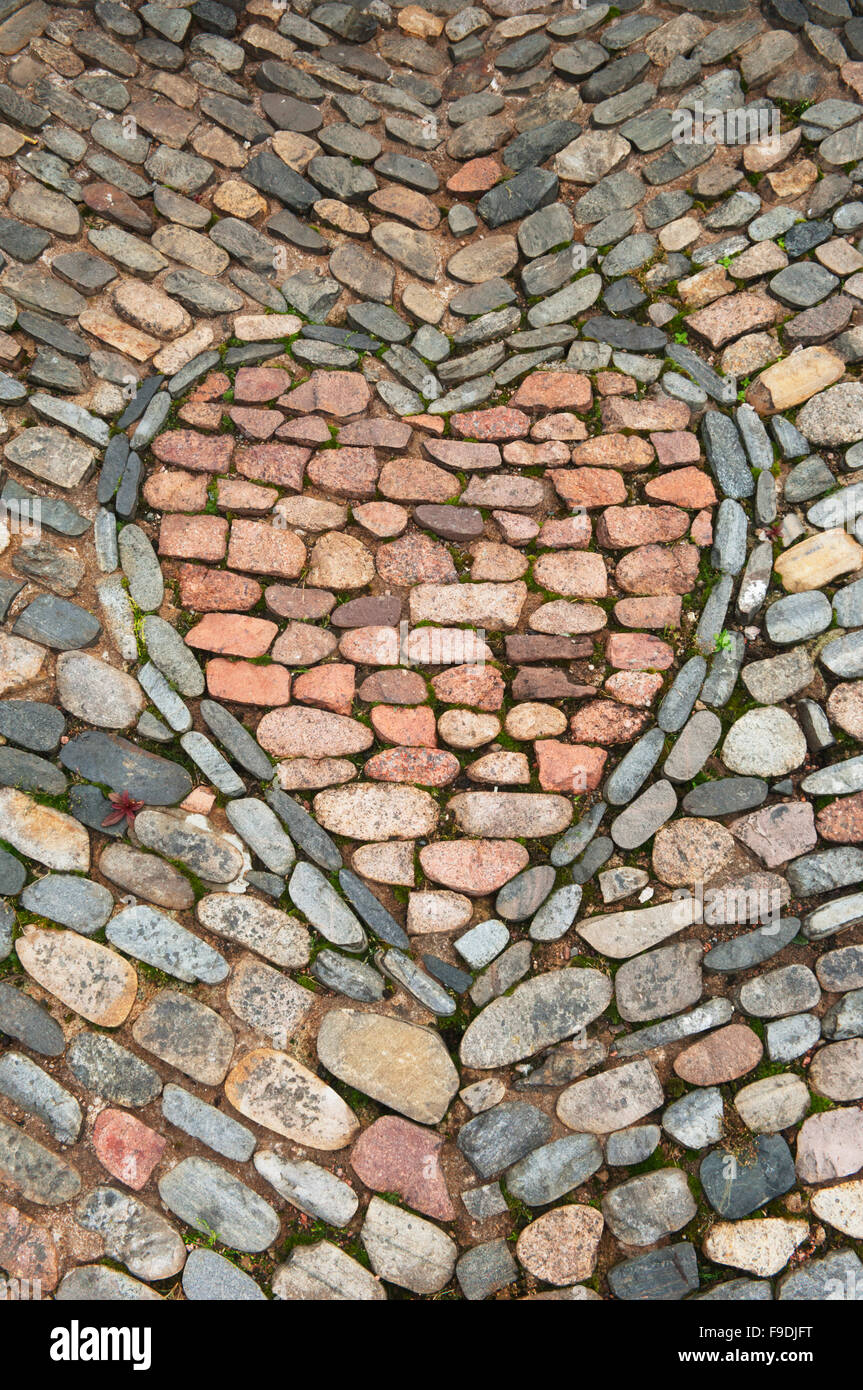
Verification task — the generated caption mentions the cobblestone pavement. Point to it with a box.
[0,0,863,1303]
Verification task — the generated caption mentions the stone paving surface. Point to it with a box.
[0,0,862,1302]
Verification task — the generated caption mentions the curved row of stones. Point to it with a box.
[0,0,862,1303]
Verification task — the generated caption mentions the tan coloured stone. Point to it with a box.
[703,1219,808,1277]
[17,928,136,1027]
[225,1048,359,1150]
[775,529,863,593]
[0,788,89,871]
[316,1009,459,1124]
[747,346,846,414]
[516,1207,603,1285]
[419,840,529,895]
[313,784,440,839]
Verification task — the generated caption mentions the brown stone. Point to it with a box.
[217,479,279,515]
[614,596,682,629]
[535,740,607,792]
[177,565,262,612]
[652,818,735,888]
[571,434,654,471]
[645,468,717,508]
[371,705,437,747]
[511,669,596,701]
[431,665,506,711]
[506,635,592,663]
[178,403,225,432]
[511,372,592,412]
[746,345,846,414]
[185,613,277,659]
[292,663,356,716]
[0,1200,58,1291]
[207,659,292,706]
[368,185,440,229]
[604,672,664,707]
[826,682,863,739]
[419,839,528,895]
[158,514,227,562]
[227,520,305,579]
[257,706,372,759]
[307,533,374,590]
[307,447,380,500]
[271,623,338,667]
[451,406,530,440]
[531,413,588,442]
[83,182,152,234]
[533,551,608,597]
[674,1025,763,1086]
[351,1116,453,1220]
[685,292,779,348]
[379,458,460,503]
[816,792,863,843]
[503,440,569,467]
[340,420,412,449]
[278,416,332,445]
[601,398,690,432]
[537,515,592,549]
[365,747,460,785]
[516,1206,603,1286]
[549,467,626,509]
[152,430,233,473]
[616,543,700,595]
[360,669,428,705]
[605,633,675,670]
[651,431,701,468]
[235,443,308,490]
[570,701,651,745]
[265,586,335,621]
[597,505,689,548]
[92,1110,166,1191]
[775,530,863,594]
[280,371,371,417]
[377,533,456,586]
[229,407,282,440]
[446,156,503,195]
[354,502,409,537]
[143,470,209,512]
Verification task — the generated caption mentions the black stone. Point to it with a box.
[338,869,410,949]
[68,784,125,837]
[608,1244,700,1300]
[582,315,667,351]
[12,595,101,651]
[59,731,193,805]
[423,954,473,993]
[0,984,65,1056]
[0,217,51,263]
[477,167,559,229]
[259,93,323,135]
[115,374,163,430]
[97,433,129,504]
[701,1136,796,1218]
[0,701,65,754]
[0,847,25,895]
[17,312,89,360]
[265,786,343,871]
[682,777,768,816]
